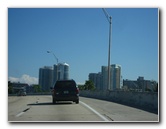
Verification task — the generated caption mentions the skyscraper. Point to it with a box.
[110,64,121,90]
[88,64,121,91]
[39,66,53,91]
[53,63,69,84]
[101,64,121,90]
[89,72,102,90]
[101,66,108,91]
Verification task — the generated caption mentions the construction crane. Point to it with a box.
[102,8,112,90]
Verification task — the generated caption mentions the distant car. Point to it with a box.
[17,91,26,96]
[51,80,79,104]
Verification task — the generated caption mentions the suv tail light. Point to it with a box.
[76,88,79,94]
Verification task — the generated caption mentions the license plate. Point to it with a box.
[64,91,69,94]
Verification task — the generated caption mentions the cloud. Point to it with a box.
[8,74,38,85]
[77,82,85,85]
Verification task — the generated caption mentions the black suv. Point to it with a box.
[51,80,79,104]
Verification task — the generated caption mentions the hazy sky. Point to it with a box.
[8,8,158,84]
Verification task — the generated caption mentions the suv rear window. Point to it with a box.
[54,80,76,90]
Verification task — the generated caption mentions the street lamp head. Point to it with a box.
[47,51,51,53]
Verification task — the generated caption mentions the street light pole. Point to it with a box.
[47,51,58,64]
[102,8,112,90]
[47,51,59,82]
[108,16,112,90]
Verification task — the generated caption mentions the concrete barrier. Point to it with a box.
[80,90,158,113]
[8,92,52,96]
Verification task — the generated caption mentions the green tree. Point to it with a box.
[78,84,85,90]
[33,85,41,93]
[84,80,95,90]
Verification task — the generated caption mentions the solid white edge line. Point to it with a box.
[15,112,25,117]
[80,101,109,121]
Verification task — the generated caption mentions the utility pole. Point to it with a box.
[47,51,59,82]
[102,8,112,90]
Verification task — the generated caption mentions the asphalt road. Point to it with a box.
[8,95,158,122]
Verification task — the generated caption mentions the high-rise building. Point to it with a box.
[53,63,69,84]
[39,66,53,91]
[89,72,102,90]
[110,64,121,90]
[88,64,121,91]
[101,64,121,90]
[101,66,108,91]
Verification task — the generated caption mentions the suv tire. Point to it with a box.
[75,100,79,104]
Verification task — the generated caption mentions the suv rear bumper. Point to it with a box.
[52,94,79,101]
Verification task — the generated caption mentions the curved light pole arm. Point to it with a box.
[47,51,58,64]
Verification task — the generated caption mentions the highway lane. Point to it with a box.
[8,95,158,122]
[8,95,108,122]
[80,97,158,121]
